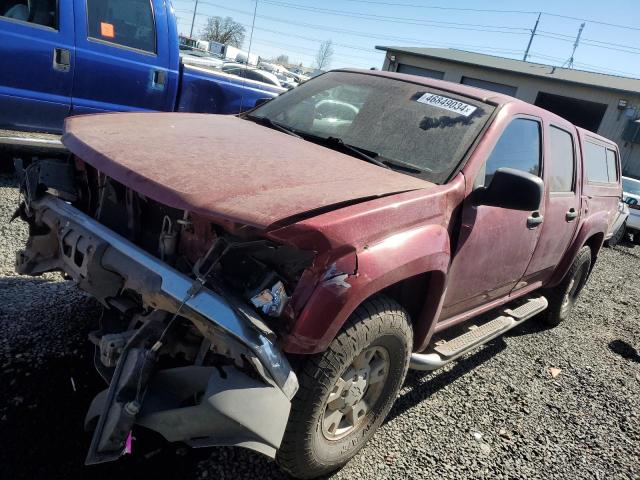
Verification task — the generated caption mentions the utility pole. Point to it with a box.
[189,0,199,38]
[523,12,541,62]
[563,22,585,69]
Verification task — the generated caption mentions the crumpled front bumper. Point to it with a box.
[16,194,298,462]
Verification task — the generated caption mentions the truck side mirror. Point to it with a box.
[473,168,544,211]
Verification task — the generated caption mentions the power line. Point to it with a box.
[288,0,640,33]
[307,0,540,15]
[179,2,524,55]
[178,0,532,32]
[179,9,522,63]
[537,33,640,56]
[177,0,639,76]
[176,9,384,63]
[540,12,640,33]
[538,30,640,53]
[257,0,531,34]
[529,53,638,78]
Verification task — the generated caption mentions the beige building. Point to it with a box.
[377,46,640,178]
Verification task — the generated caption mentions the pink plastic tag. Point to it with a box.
[124,432,133,455]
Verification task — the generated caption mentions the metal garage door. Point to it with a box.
[461,76,518,96]
[396,64,445,80]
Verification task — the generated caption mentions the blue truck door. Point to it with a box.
[0,1,74,133]
[71,0,177,115]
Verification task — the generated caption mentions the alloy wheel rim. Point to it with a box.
[321,345,390,440]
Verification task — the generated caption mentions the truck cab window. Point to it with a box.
[86,0,156,53]
[584,141,610,183]
[1,0,57,28]
[548,126,575,192]
[480,118,541,187]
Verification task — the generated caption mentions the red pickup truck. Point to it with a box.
[13,70,621,478]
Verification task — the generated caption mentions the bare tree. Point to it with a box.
[274,54,289,65]
[314,40,334,70]
[200,16,245,48]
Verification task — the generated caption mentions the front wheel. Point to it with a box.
[541,246,592,326]
[276,296,413,479]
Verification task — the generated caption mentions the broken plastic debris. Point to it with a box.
[250,281,289,317]
[70,376,76,392]
[124,432,133,455]
[549,367,562,378]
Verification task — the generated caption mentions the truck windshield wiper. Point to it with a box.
[245,115,302,139]
[379,158,426,174]
[324,137,426,174]
[324,137,389,170]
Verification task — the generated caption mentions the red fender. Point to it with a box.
[280,224,450,354]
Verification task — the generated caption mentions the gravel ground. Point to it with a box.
[1,173,639,480]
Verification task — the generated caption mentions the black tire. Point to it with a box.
[633,232,640,246]
[541,246,592,327]
[0,150,15,174]
[276,295,412,479]
[605,222,626,247]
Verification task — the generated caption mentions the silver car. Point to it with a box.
[623,176,640,244]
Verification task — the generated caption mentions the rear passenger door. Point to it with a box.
[71,0,176,115]
[523,124,581,282]
[0,0,73,133]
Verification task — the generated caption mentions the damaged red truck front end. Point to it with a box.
[14,105,451,468]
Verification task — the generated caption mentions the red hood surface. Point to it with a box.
[62,113,432,229]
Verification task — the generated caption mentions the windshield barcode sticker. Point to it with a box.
[416,93,477,117]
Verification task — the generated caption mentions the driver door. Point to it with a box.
[441,116,545,320]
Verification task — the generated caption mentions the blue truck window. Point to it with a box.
[86,0,156,53]
[1,0,57,28]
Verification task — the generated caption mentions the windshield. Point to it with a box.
[623,177,640,196]
[250,71,495,183]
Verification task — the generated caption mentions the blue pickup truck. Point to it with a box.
[0,0,283,148]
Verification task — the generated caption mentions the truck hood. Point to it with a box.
[62,113,432,229]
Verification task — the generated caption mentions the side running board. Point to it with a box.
[0,128,66,152]
[410,296,548,371]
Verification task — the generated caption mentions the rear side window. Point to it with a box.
[1,0,57,28]
[86,0,156,53]
[548,126,575,192]
[584,141,617,184]
[483,118,541,186]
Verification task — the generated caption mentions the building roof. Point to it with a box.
[375,46,640,95]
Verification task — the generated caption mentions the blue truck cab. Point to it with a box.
[0,0,283,139]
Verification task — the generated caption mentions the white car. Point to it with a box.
[622,176,640,244]
[179,48,225,70]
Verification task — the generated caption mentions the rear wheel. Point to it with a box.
[633,231,640,246]
[541,246,591,326]
[276,296,412,479]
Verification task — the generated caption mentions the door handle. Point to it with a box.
[527,211,544,229]
[152,69,166,89]
[566,208,578,221]
[53,48,71,72]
